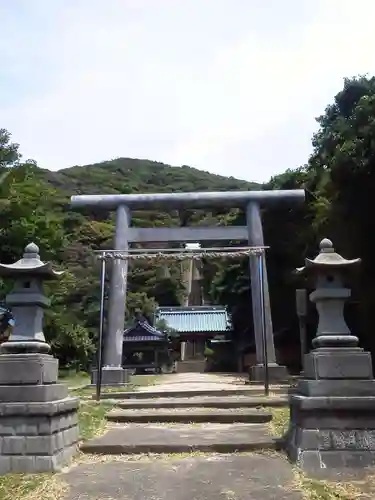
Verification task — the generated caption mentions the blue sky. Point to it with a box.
[1,0,375,182]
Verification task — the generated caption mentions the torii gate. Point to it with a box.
[71,189,305,384]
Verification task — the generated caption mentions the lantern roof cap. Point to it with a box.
[0,243,63,279]
[296,238,361,274]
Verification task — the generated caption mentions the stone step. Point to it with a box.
[80,423,277,455]
[97,387,287,400]
[114,395,288,409]
[106,408,273,424]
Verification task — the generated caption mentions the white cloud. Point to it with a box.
[1,0,375,182]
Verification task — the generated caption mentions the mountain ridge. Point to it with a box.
[43,157,260,197]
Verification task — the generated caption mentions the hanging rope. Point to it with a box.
[97,248,265,262]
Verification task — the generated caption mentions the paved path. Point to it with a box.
[63,453,303,500]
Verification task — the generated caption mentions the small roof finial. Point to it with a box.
[319,238,334,253]
[25,242,39,253]
[23,242,40,259]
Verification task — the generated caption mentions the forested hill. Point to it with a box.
[45,158,260,196]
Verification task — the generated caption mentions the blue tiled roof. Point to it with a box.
[155,306,230,333]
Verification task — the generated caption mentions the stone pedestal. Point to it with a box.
[287,393,375,471]
[0,354,79,473]
[249,363,289,383]
[286,347,375,473]
[91,366,130,386]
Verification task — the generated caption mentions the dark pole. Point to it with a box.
[96,254,106,402]
[296,289,307,374]
[258,251,269,396]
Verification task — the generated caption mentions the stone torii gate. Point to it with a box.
[71,189,305,384]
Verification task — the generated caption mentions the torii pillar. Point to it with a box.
[247,202,287,381]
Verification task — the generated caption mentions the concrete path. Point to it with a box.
[63,453,303,500]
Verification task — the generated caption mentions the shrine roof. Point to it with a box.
[155,306,231,333]
[123,320,167,342]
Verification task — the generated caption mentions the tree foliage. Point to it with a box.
[213,75,375,357]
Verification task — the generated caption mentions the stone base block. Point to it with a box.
[0,397,79,474]
[91,367,130,386]
[304,348,373,380]
[285,392,375,473]
[249,363,289,383]
[0,353,58,385]
[293,450,375,472]
[296,379,375,397]
[0,383,68,402]
[0,444,77,474]
[176,360,206,373]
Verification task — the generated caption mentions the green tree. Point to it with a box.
[304,76,375,351]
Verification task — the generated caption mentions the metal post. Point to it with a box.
[259,251,269,396]
[296,289,308,374]
[96,255,106,401]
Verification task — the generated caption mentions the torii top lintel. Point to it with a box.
[70,189,305,210]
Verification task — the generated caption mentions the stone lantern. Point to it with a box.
[0,242,63,355]
[286,238,375,473]
[0,243,79,474]
[298,237,361,350]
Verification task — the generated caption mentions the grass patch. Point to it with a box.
[78,401,113,441]
[0,473,68,500]
[293,470,371,499]
[73,373,163,399]
[58,369,90,388]
[266,407,289,438]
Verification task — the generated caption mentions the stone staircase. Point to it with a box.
[81,374,289,456]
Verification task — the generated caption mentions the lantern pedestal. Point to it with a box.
[0,353,79,474]
[0,244,79,474]
[287,347,375,472]
[287,392,375,472]
[285,239,375,474]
